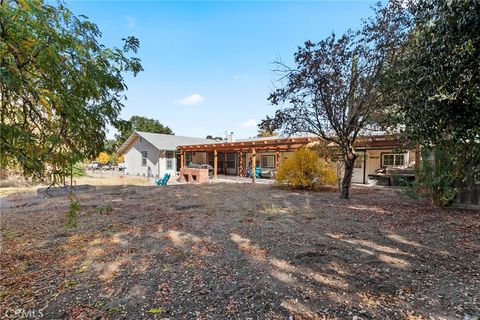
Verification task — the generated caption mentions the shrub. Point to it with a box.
[405,147,479,207]
[275,148,336,189]
[96,204,113,214]
[66,200,81,229]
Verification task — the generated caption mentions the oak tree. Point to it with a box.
[115,115,173,145]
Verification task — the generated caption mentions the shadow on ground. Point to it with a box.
[1,183,479,319]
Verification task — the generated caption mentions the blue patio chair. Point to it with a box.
[247,167,262,178]
[155,173,171,186]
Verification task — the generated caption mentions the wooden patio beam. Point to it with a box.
[178,143,307,152]
[177,136,403,153]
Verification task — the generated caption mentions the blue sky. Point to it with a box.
[67,0,377,139]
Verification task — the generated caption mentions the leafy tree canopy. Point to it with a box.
[104,139,119,154]
[96,152,110,165]
[383,0,479,147]
[115,115,173,146]
[381,0,480,194]
[0,0,143,182]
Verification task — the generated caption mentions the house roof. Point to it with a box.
[117,131,213,154]
[177,133,404,152]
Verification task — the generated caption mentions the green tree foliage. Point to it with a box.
[72,162,85,177]
[115,115,173,145]
[381,0,480,203]
[104,139,118,154]
[275,148,336,189]
[0,0,143,183]
[107,152,124,165]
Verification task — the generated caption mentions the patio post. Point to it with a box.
[213,149,218,180]
[180,152,184,169]
[251,148,256,183]
[275,150,280,168]
[238,152,243,176]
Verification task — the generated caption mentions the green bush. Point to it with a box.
[405,147,479,207]
[66,200,80,229]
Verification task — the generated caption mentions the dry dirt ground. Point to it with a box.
[1,183,479,319]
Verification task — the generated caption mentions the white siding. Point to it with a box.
[158,150,177,177]
[124,137,161,177]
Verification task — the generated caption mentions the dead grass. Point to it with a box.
[0,172,153,197]
[1,183,479,319]
[75,174,152,186]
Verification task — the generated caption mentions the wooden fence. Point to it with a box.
[454,185,480,207]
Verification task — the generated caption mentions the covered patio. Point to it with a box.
[177,136,319,183]
[177,134,417,185]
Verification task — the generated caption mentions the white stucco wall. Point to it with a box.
[124,137,161,177]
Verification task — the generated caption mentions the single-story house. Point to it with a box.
[118,131,417,184]
[177,134,418,184]
[117,131,213,177]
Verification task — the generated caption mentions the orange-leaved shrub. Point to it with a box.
[275,148,336,189]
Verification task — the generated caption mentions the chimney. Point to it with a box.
[226,132,235,142]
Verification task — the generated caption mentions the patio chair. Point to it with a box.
[155,173,171,186]
[247,167,262,178]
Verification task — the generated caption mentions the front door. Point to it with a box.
[352,155,364,184]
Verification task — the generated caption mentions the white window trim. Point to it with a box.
[141,151,147,166]
[165,151,174,170]
[261,155,275,168]
[381,153,405,167]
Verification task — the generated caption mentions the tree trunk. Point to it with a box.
[340,148,357,199]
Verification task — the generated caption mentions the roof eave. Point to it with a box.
[116,131,140,155]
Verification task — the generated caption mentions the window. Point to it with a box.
[261,155,275,168]
[226,153,236,169]
[186,152,193,165]
[141,151,147,166]
[166,151,174,170]
[381,153,405,167]
[207,152,222,166]
[208,152,214,167]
